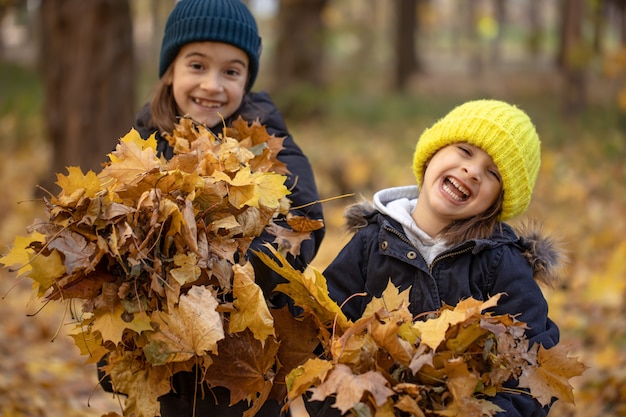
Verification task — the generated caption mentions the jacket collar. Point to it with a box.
[343,195,565,288]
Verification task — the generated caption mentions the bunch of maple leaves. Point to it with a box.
[1,116,586,417]
[0,117,324,417]
[257,249,588,417]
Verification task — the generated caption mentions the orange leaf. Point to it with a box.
[519,343,588,406]
[286,213,324,233]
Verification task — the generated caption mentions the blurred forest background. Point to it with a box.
[1,0,625,416]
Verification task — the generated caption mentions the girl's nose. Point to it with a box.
[200,72,223,91]
[462,165,482,182]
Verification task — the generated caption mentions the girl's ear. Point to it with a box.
[163,65,175,86]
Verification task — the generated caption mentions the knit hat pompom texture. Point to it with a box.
[159,0,261,90]
[413,100,541,220]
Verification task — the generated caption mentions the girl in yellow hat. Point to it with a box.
[308,99,564,417]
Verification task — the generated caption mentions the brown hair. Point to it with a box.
[438,189,505,246]
[148,66,178,135]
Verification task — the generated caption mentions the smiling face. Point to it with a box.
[413,143,503,237]
[167,41,249,128]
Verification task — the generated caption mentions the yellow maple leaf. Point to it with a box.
[100,129,161,187]
[213,167,260,208]
[256,244,349,331]
[69,326,110,364]
[0,231,46,275]
[519,343,588,406]
[257,172,290,208]
[109,128,157,161]
[148,285,224,363]
[53,166,101,207]
[286,357,335,402]
[28,249,65,296]
[230,262,275,341]
[412,294,502,350]
[91,303,153,344]
[362,279,411,319]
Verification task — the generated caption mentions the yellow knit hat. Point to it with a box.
[413,99,540,220]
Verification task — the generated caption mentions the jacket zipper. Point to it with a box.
[427,246,474,273]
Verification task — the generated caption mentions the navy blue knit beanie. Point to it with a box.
[159,0,262,90]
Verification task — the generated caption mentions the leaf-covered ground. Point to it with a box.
[1,70,625,416]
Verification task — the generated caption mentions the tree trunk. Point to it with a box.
[467,0,482,75]
[491,0,506,65]
[526,0,542,59]
[393,0,419,91]
[38,0,135,193]
[591,0,605,54]
[558,0,588,115]
[272,0,328,118]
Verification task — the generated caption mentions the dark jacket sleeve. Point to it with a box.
[322,225,373,321]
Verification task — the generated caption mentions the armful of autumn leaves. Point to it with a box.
[0,117,585,417]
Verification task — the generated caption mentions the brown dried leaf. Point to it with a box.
[309,363,394,414]
[270,307,321,401]
[206,329,280,406]
[265,222,311,257]
[46,229,100,275]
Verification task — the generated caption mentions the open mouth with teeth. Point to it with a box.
[193,97,222,109]
[442,177,470,201]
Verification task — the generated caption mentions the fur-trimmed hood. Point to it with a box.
[342,199,566,288]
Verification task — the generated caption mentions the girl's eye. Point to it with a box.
[225,68,240,77]
[458,145,471,155]
[489,169,501,182]
[189,62,204,71]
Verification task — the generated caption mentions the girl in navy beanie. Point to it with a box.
[99,1,324,416]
